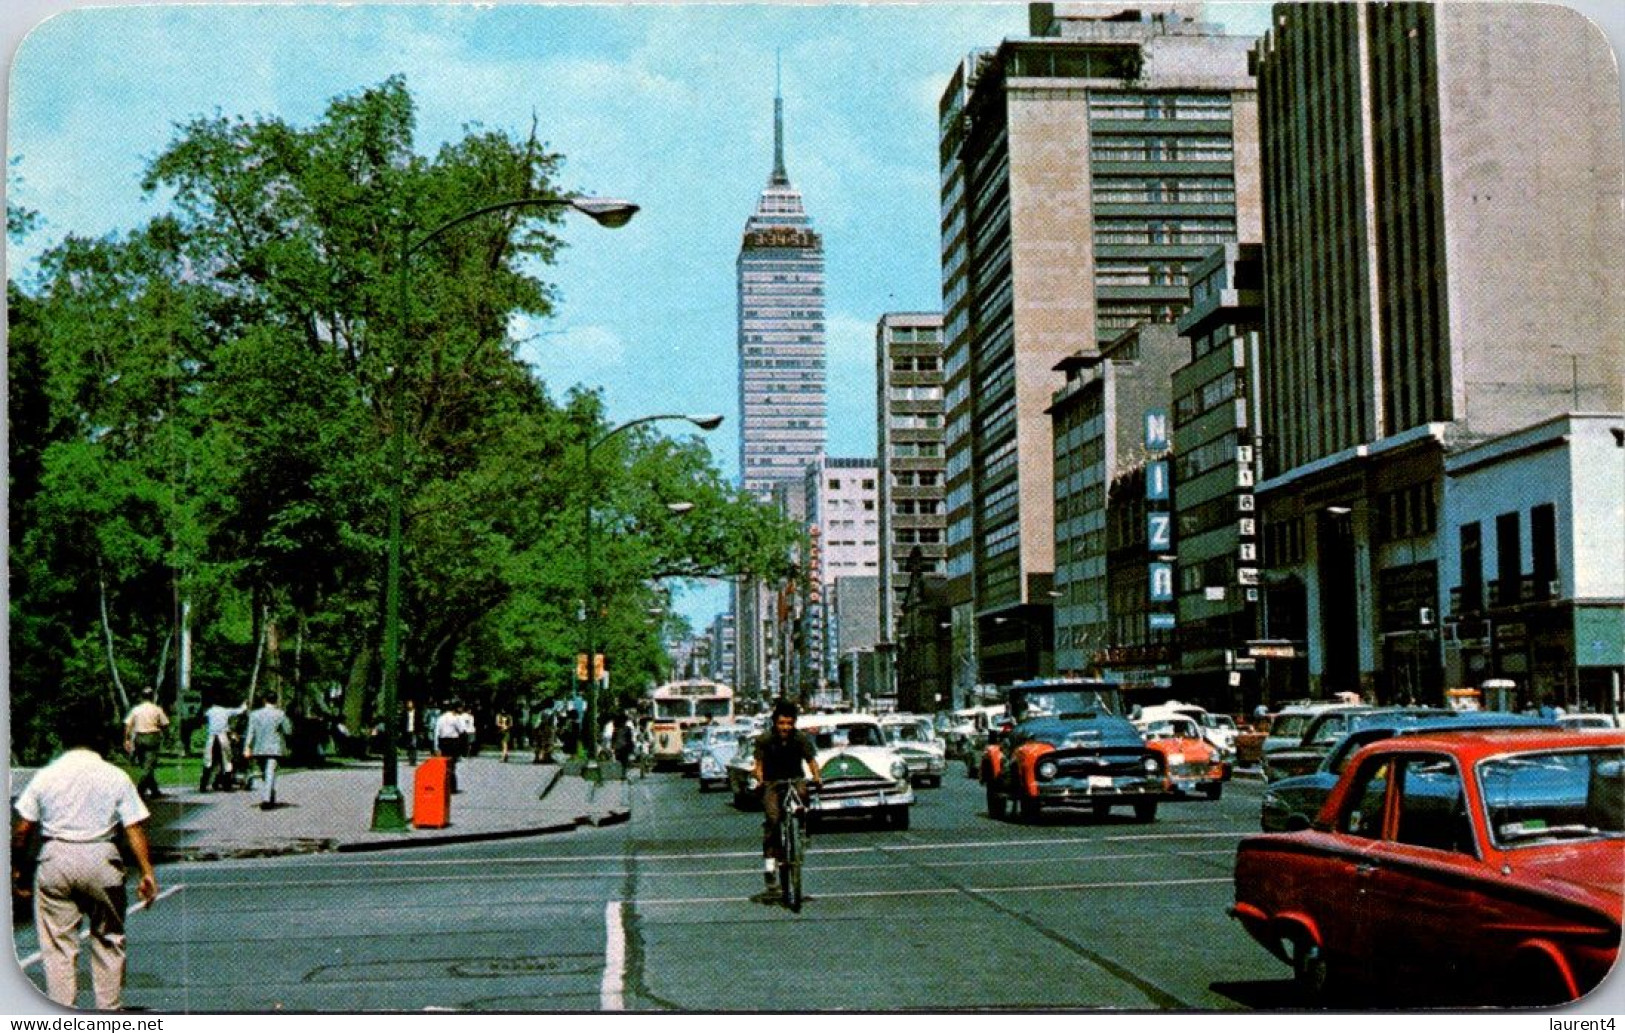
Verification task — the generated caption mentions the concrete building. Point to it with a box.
[734,71,828,704]
[804,457,881,699]
[877,312,949,708]
[1440,415,1624,713]
[708,611,737,688]
[938,3,1261,690]
[1169,242,1264,710]
[1050,322,1188,695]
[1251,3,1625,701]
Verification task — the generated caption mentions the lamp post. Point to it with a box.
[580,412,723,780]
[371,194,638,832]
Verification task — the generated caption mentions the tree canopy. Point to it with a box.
[8,77,795,762]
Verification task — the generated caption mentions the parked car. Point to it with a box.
[1259,702,1367,776]
[1262,706,1448,782]
[730,713,915,829]
[694,722,752,792]
[1139,700,1238,777]
[1559,713,1623,733]
[880,714,947,787]
[982,679,1166,823]
[1132,711,1226,800]
[1259,711,1558,832]
[1232,729,1624,1006]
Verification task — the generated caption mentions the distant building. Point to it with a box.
[804,457,881,697]
[734,69,828,704]
[1170,243,1264,710]
[939,3,1261,689]
[1252,3,1624,700]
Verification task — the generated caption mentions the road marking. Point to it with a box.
[19,884,185,970]
[630,875,1233,908]
[600,900,626,1011]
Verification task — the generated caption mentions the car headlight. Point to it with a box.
[1142,756,1161,774]
[1036,759,1058,782]
[890,760,909,780]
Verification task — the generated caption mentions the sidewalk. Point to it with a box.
[12,755,632,862]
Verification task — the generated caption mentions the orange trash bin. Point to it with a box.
[413,757,451,829]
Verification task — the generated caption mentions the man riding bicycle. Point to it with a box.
[752,699,822,896]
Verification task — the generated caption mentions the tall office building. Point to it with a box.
[734,70,828,702]
[804,457,882,700]
[939,4,1260,687]
[1252,3,1624,700]
[876,313,948,640]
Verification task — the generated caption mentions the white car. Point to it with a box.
[729,713,915,829]
[880,714,947,788]
[694,722,753,791]
[1138,700,1238,776]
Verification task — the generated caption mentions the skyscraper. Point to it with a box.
[735,68,828,701]
[939,4,1260,688]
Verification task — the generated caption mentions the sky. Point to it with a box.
[4,0,1621,633]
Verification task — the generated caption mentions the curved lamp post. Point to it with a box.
[371,194,638,832]
[580,412,722,780]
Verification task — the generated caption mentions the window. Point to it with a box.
[1394,755,1473,855]
[1338,760,1391,839]
[1495,512,1521,605]
[1459,522,1482,612]
[1531,503,1557,593]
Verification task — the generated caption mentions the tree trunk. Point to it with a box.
[343,643,372,740]
[245,600,269,707]
[97,564,131,718]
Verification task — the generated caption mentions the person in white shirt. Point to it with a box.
[457,706,477,758]
[13,708,160,1010]
[243,695,294,811]
[198,693,249,792]
[434,702,464,793]
[122,690,170,799]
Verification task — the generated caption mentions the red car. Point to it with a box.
[1230,729,1624,1006]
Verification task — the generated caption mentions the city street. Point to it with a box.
[18,771,1293,1012]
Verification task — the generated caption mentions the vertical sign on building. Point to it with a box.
[1145,409,1175,626]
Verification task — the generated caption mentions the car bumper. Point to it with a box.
[809,785,915,815]
[1033,776,1164,801]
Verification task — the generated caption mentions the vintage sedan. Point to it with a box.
[694,722,752,792]
[729,714,915,829]
[982,680,1166,823]
[1260,711,1556,832]
[1232,729,1624,1006]
[881,714,947,787]
[1262,706,1446,782]
[1132,711,1226,800]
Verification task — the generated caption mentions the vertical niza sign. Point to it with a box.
[1146,410,1175,629]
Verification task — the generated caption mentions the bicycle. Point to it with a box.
[765,779,817,912]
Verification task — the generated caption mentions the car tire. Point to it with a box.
[1202,782,1223,801]
[986,784,1008,820]
[1091,801,1111,820]
[1133,801,1158,823]
[1018,795,1042,823]
[889,806,910,831]
[1291,935,1331,1003]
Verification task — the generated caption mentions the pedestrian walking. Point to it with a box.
[434,702,464,793]
[12,704,160,1010]
[198,692,249,792]
[458,705,478,759]
[612,713,635,776]
[403,700,419,767]
[496,711,513,762]
[122,689,170,799]
[243,694,293,811]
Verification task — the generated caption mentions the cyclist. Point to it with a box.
[752,698,822,896]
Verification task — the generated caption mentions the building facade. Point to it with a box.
[804,457,882,702]
[939,3,1261,690]
[1252,2,1625,701]
[1169,242,1264,710]
[734,75,828,703]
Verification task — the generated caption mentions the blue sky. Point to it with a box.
[10,1,1620,630]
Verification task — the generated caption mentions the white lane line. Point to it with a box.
[19,884,185,970]
[600,900,626,1011]
[632,876,1233,908]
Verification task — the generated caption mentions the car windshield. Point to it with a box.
[1480,747,1625,847]
[705,727,742,747]
[885,723,926,743]
[812,724,884,749]
[1141,718,1199,739]
[1205,714,1236,731]
[1272,714,1313,739]
[1010,689,1119,722]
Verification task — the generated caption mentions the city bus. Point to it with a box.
[647,680,735,767]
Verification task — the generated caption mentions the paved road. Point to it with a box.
[18,768,1296,1011]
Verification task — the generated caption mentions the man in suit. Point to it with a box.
[243,695,293,811]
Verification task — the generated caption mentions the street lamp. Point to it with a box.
[371,194,637,832]
[580,412,722,780]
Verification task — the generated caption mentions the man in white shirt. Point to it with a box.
[434,702,464,793]
[243,695,294,811]
[457,705,477,759]
[198,693,249,792]
[13,711,160,1010]
[122,690,169,799]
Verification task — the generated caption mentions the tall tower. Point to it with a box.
[735,65,828,702]
[737,65,827,499]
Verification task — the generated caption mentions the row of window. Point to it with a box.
[1174,368,1242,426]
[1088,94,1232,121]
[892,499,943,516]
[1091,137,1236,163]
[890,356,942,373]
[1095,221,1237,246]
[1094,178,1237,204]
[891,470,941,488]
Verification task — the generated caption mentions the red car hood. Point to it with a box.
[1512,842,1625,915]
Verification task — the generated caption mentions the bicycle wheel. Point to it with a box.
[780,808,804,912]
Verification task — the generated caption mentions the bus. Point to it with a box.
[647,680,735,767]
